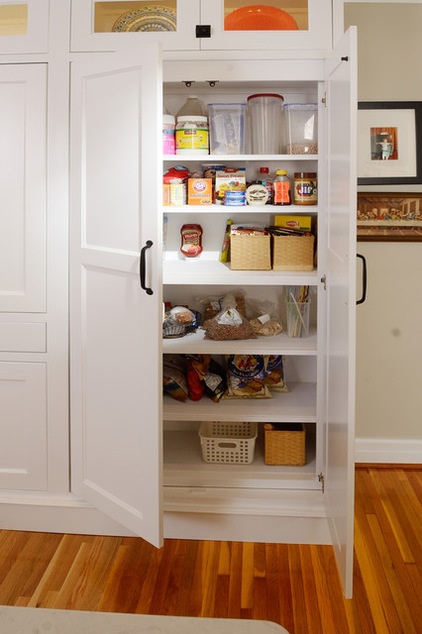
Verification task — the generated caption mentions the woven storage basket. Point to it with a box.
[264,423,306,465]
[199,421,258,464]
[272,234,314,271]
[230,233,271,270]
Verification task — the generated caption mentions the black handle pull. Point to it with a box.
[139,240,153,295]
[356,253,367,305]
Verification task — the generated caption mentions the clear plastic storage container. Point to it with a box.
[208,103,246,154]
[284,103,318,154]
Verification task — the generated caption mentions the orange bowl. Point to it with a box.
[224,5,299,31]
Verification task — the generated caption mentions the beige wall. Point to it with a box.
[345,3,422,443]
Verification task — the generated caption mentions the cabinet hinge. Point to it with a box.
[320,274,327,290]
[196,24,211,38]
[318,472,325,493]
[321,92,327,107]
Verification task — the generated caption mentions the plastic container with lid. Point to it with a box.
[208,103,246,154]
[284,103,318,154]
[163,114,175,155]
[247,93,284,154]
[176,116,209,155]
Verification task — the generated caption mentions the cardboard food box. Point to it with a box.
[215,168,246,204]
[187,178,213,205]
[274,215,312,232]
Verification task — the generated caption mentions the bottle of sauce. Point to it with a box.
[180,224,203,258]
[273,169,291,205]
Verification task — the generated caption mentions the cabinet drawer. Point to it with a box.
[0,322,46,353]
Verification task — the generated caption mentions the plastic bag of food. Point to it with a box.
[223,355,272,399]
[190,354,227,402]
[163,356,188,401]
[264,355,288,392]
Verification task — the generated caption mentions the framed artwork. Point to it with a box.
[357,102,422,185]
[357,192,422,241]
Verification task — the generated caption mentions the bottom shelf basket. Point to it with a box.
[199,421,258,464]
[264,423,306,466]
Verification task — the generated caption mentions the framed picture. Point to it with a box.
[357,192,422,241]
[357,102,422,185]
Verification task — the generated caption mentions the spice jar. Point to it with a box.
[294,172,317,205]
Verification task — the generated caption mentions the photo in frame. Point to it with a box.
[357,102,422,185]
[357,192,422,241]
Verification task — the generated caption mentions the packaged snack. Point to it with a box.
[264,355,289,392]
[205,307,256,340]
[163,356,188,401]
[191,355,227,402]
[224,355,272,399]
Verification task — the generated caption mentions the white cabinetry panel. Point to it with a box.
[0,0,49,53]
[0,64,47,313]
[0,362,47,490]
[70,51,163,546]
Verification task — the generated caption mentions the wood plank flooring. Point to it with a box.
[0,465,421,634]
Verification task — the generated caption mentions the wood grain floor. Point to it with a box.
[0,465,421,634]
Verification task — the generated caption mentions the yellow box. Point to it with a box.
[188,178,213,205]
[163,183,186,206]
[274,215,312,232]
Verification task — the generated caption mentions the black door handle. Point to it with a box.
[356,253,367,305]
[139,240,153,295]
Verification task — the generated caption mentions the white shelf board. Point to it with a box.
[162,204,319,214]
[163,258,318,286]
[163,429,318,490]
[163,382,317,422]
[164,154,318,162]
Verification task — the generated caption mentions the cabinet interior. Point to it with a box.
[162,78,323,505]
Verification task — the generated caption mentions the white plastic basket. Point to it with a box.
[199,421,258,464]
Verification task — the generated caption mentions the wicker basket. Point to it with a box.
[199,421,258,464]
[264,423,306,465]
[230,233,271,270]
[272,234,315,271]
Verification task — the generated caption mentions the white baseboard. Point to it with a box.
[355,437,422,464]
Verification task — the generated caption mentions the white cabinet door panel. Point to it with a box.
[0,362,47,490]
[324,27,357,599]
[0,0,49,53]
[0,64,46,313]
[70,50,163,546]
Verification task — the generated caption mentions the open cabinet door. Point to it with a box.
[70,48,163,547]
[324,26,357,598]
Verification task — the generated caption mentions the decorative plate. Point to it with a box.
[112,6,177,32]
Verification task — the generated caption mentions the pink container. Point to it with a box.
[163,114,175,155]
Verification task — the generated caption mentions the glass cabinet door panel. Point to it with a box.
[201,0,332,51]
[0,1,49,52]
[71,0,199,51]
[223,1,307,32]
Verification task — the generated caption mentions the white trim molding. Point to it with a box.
[355,437,422,464]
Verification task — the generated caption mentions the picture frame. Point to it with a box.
[357,192,422,241]
[357,102,422,185]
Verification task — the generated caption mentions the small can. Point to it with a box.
[224,191,246,206]
[294,172,317,205]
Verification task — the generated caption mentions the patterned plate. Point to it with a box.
[112,6,177,32]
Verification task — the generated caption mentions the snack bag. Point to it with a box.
[224,355,272,399]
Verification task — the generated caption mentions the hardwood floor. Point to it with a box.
[0,465,421,633]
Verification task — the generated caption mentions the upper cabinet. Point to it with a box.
[70,0,333,53]
[0,0,49,53]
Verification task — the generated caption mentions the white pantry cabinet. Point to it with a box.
[70,0,332,54]
[69,28,357,597]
